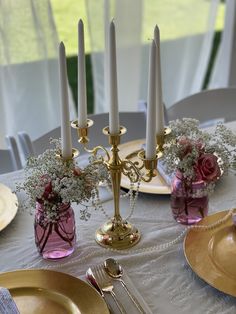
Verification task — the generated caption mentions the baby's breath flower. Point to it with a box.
[17,139,110,222]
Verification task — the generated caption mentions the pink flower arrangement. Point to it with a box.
[177,136,221,183]
[165,118,236,224]
[163,118,236,186]
[17,139,110,222]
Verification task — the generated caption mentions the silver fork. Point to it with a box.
[92,264,127,314]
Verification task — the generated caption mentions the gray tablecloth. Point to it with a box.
[1,122,236,313]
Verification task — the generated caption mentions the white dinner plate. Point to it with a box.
[0,183,18,231]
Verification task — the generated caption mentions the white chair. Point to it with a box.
[167,88,236,125]
[18,111,147,163]
[0,136,22,174]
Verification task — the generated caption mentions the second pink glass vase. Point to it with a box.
[171,172,209,225]
[34,202,76,259]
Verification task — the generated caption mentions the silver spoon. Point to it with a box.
[104,258,146,314]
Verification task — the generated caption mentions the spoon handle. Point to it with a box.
[119,279,146,314]
[110,290,127,314]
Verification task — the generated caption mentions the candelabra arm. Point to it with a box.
[122,159,143,183]
[83,145,110,162]
[140,170,155,183]
[122,149,162,183]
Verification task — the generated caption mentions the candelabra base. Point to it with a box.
[95,218,141,249]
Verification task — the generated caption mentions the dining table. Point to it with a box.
[1,121,236,314]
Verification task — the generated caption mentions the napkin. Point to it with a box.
[199,118,225,129]
[0,288,20,314]
[157,160,173,186]
[107,270,153,314]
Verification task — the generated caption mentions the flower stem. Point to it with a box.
[40,223,53,253]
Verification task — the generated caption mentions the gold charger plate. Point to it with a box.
[0,183,18,231]
[0,269,109,314]
[119,139,171,194]
[184,210,236,297]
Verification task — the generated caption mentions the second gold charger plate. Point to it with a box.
[0,183,18,231]
[184,210,236,297]
[0,269,109,314]
[119,139,171,194]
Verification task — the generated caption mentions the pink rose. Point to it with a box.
[178,137,205,160]
[43,181,52,199]
[178,136,193,158]
[37,175,52,200]
[43,181,57,201]
[36,180,53,204]
[42,179,57,201]
[73,167,82,176]
[194,139,205,152]
[196,154,221,183]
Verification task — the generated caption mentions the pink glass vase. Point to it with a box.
[171,172,209,225]
[34,202,76,259]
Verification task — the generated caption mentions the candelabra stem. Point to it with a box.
[95,127,141,249]
[110,144,122,221]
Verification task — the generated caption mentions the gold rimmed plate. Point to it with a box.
[119,139,171,194]
[0,183,18,231]
[0,269,109,314]
[184,210,236,297]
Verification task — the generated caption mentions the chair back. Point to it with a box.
[167,88,236,125]
[18,111,147,163]
[0,136,22,174]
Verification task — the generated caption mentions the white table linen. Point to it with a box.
[1,122,236,313]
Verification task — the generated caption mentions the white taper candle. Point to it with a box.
[154,25,165,136]
[78,19,87,128]
[59,42,72,159]
[145,40,157,159]
[104,0,110,110]
[108,20,120,134]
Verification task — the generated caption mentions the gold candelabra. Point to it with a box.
[71,119,167,250]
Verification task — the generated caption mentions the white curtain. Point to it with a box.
[0,0,75,148]
[86,0,219,112]
[86,0,142,113]
[209,0,236,88]
[190,0,220,94]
